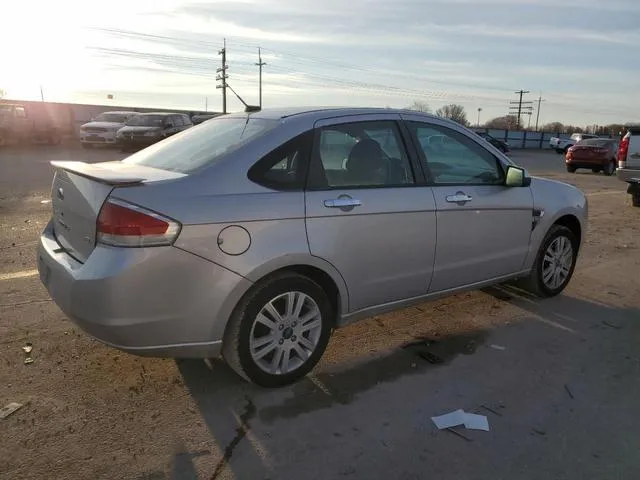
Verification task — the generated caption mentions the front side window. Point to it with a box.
[311,121,414,189]
[123,116,279,173]
[172,115,183,127]
[409,122,504,185]
[95,113,128,123]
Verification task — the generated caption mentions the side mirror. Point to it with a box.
[505,165,531,187]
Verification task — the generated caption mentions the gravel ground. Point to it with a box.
[1,147,639,479]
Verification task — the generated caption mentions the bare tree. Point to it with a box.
[485,115,519,130]
[406,100,432,113]
[435,104,468,126]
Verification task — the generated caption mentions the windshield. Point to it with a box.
[126,115,165,127]
[94,113,129,123]
[578,139,611,147]
[123,116,279,173]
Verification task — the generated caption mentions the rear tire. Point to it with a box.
[517,225,578,298]
[567,166,576,173]
[81,143,93,149]
[222,272,334,387]
[604,161,615,176]
[592,168,601,173]
[555,148,564,154]
[632,192,640,207]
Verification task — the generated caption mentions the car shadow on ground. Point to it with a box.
[169,289,639,479]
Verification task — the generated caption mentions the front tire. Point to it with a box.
[223,272,333,387]
[518,225,578,298]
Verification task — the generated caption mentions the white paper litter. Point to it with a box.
[463,413,490,431]
[490,344,506,351]
[0,402,23,419]
[431,409,466,430]
[431,409,490,432]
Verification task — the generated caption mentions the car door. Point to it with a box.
[305,114,437,313]
[403,115,533,293]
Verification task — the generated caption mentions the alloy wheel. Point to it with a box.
[249,291,323,375]
[541,235,574,290]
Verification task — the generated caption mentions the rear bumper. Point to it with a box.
[37,220,252,358]
[565,158,609,168]
[617,168,640,183]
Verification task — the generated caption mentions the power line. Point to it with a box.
[216,39,228,114]
[509,90,531,130]
[255,47,266,109]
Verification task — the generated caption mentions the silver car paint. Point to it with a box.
[38,107,588,358]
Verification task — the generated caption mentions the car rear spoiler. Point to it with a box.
[50,161,186,185]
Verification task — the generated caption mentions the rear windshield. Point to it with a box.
[126,115,165,127]
[122,116,279,173]
[577,139,612,147]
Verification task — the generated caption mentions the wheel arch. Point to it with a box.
[553,213,582,251]
[243,254,349,324]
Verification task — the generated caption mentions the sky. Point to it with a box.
[2,0,639,126]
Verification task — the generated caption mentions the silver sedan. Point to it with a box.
[37,107,587,386]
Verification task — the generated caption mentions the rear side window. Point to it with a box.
[172,115,183,127]
[248,131,313,191]
[183,115,193,126]
[123,116,279,173]
[15,107,26,118]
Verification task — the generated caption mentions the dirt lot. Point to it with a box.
[1,147,639,479]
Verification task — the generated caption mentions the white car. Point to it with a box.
[549,133,598,154]
[79,111,139,148]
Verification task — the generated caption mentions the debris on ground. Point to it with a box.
[24,358,34,365]
[0,402,23,419]
[432,409,490,432]
[565,384,575,399]
[40,199,51,204]
[602,320,622,330]
[490,344,506,351]
[480,405,503,417]
[22,343,33,354]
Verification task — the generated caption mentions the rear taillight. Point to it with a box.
[97,198,181,247]
[618,135,630,168]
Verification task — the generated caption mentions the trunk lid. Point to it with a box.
[50,161,186,262]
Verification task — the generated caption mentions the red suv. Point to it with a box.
[565,138,618,175]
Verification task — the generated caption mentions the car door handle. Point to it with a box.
[324,198,362,208]
[445,193,473,204]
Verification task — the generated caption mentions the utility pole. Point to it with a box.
[255,47,266,109]
[476,107,482,127]
[205,96,208,112]
[535,95,545,131]
[216,39,228,114]
[509,90,532,130]
[40,85,44,102]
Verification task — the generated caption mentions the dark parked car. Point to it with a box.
[117,113,193,152]
[475,132,510,154]
[191,114,218,125]
[565,138,618,175]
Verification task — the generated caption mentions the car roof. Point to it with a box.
[243,106,439,121]
[99,111,139,115]
[135,112,176,116]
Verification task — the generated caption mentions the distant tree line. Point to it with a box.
[406,102,626,136]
